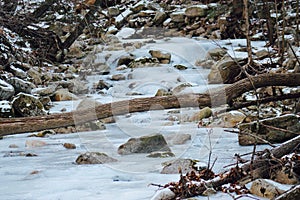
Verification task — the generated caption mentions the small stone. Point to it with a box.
[53,89,78,101]
[9,144,19,148]
[147,151,175,158]
[111,74,126,81]
[155,88,172,96]
[76,152,117,164]
[173,64,188,70]
[63,143,76,149]
[108,7,120,16]
[172,83,193,94]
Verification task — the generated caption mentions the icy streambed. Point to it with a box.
[0,38,270,199]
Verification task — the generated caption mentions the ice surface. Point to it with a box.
[0,37,271,199]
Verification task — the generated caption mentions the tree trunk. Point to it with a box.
[0,73,299,136]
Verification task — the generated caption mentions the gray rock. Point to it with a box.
[166,133,191,145]
[153,11,167,25]
[27,68,42,85]
[76,98,102,111]
[172,83,193,94]
[12,93,46,117]
[239,114,300,145]
[76,152,117,164]
[8,77,36,94]
[147,151,175,158]
[111,74,126,81]
[0,79,14,100]
[206,48,227,61]
[94,80,112,90]
[108,7,120,16]
[170,11,185,23]
[207,56,241,84]
[118,134,171,155]
[185,5,208,17]
[31,85,56,96]
[161,159,196,174]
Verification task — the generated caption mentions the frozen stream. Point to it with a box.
[0,38,271,199]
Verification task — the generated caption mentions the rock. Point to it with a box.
[7,65,27,79]
[189,107,212,122]
[155,88,172,96]
[93,63,111,75]
[250,179,284,199]
[206,48,227,61]
[111,74,126,81]
[170,11,185,23]
[62,79,89,94]
[173,64,188,70]
[255,49,269,59]
[239,114,300,145]
[208,56,241,84]
[128,57,159,68]
[0,79,14,100]
[31,85,56,96]
[149,50,171,64]
[76,98,102,111]
[75,152,117,164]
[25,140,47,148]
[185,5,208,17]
[213,111,246,128]
[7,77,36,94]
[130,1,146,13]
[12,93,46,117]
[166,133,191,145]
[108,6,120,16]
[172,83,193,94]
[53,88,78,101]
[118,134,171,155]
[153,11,167,25]
[94,80,112,90]
[161,159,196,174]
[0,100,14,118]
[147,151,175,158]
[9,144,19,148]
[150,188,175,200]
[117,55,135,66]
[63,143,76,149]
[27,68,42,85]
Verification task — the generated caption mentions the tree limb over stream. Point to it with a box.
[0,73,299,136]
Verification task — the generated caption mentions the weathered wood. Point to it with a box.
[0,73,299,136]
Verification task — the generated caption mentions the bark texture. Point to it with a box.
[0,73,299,136]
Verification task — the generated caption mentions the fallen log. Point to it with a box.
[154,135,300,199]
[0,73,299,136]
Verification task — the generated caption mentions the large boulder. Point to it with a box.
[118,134,171,155]
[7,77,36,94]
[208,56,241,84]
[12,93,46,117]
[185,5,208,18]
[75,152,117,164]
[239,114,300,145]
[0,79,14,100]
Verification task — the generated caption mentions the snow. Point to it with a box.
[0,37,272,199]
